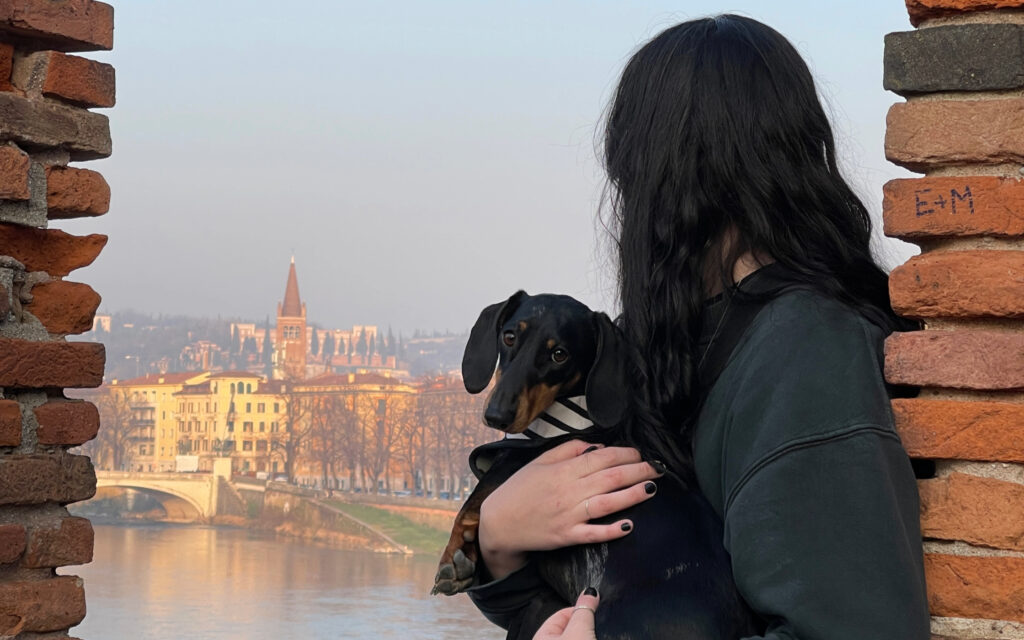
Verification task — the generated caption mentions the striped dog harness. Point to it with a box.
[469,396,595,477]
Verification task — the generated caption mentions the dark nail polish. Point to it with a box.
[644,481,657,495]
[583,586,598,597]
[649,460,667,474]
[620,522,632,532]
[583,445,599,454]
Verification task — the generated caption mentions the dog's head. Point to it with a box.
[461,291,629,433]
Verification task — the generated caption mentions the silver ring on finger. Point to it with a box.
[574,605,596,614]
[584,498,592,520]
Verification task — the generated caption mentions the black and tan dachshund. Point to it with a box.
[432,291,758,639]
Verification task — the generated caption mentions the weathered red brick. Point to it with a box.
[33,399,98,445]
[0,398,21,446]
[894,398,1024,463]
[920,473,1024,552]
[45,165,108,217]
[925,554,1024,624]
[886,99,1024,172]
[0,91,110,160]
[41,51,113,107]
[883,177,1024,239]
[0,524,25,564]
[0,43,13,91]
[25,280,101,335]
[0,143,29,200]
[0,0,113,52]
[890,251,1024,319]
[22,516,92,567]
[885,331,1024,390]
[0,338,104,388]
[0,576,86,634]
[0,453,95,505]
[0,223,106,276]
[905,0,1024,26]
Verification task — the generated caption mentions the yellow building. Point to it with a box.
[106,372,211,472]
[173,371,287,475]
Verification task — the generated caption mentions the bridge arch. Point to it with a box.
[95,473,217,522]
[95,485,205,522]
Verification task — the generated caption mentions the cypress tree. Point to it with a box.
[357,329,368,357]
[311,328,321,356]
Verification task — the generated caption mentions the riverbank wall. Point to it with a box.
[261,485,412,554]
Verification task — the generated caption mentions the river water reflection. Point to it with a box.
[69,523,504,639]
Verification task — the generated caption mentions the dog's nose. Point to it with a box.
[484,405,514,430]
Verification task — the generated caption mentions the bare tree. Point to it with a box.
[268,377,312,484]
[305,394,357,491]
[417,377,488,500]
[359,389,409,494]
[91,388,141,471]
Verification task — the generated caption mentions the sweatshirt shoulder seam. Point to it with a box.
[723,423,900,515]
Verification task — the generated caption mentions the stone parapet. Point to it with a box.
[886,2,1024,635]
[0,1,112,637]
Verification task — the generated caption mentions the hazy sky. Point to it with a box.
[66,1,919,334]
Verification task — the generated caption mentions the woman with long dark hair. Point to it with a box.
[468,15,930,639]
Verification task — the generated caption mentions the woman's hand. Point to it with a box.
[534,589,600,640]
[478,439,663,580]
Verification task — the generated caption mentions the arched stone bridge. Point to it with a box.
[95,463,235,522]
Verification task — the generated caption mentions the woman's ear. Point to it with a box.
[461,290,526,394]
[585,312,629,426]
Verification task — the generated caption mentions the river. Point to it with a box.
[67,523,505,639]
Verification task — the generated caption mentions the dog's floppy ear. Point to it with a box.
[585,312,629,426]
[462,290,526,394]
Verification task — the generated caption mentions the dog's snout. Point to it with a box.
[484,405,515,430]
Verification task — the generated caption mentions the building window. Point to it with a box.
[243,421,253,432]
[205,402,210,412]
[246,384,252,393]
[227,421,234,432]
[246,402,252,413]
[257,403,265,413]
[243,441,253,451]
[273,402,279,413]
[259,422,265,432]
[256,440,268,452]
[229,402,235,413]
[230,383,235,394]
[271,422,279,433]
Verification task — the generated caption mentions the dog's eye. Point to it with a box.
[551,348,569,364]
[502,331,516,347]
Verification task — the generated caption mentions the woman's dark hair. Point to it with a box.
[601,15,908,476]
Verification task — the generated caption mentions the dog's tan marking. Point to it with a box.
[518,320,528,331]
[508,383,561,433]
[546,338,556,349]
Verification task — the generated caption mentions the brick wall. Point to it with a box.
[885,1,1024,638]
[0,1,113,637]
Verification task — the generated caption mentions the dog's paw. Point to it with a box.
[430,548,476,596]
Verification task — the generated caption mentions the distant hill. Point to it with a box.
[85,311,468,381]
